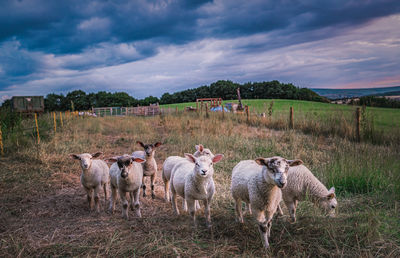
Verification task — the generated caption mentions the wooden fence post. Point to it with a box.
[245,105,249,122]
[34,113,40,144]
[0,125,4,155]
[53,112,57,133]
[205,103,209,118]
[356,107,361,142]
[175,106,178,114]
[289,107,294,129]
[60,112,63,127]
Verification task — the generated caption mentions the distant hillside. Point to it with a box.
[311,86,400,99]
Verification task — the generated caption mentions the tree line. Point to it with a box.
[1,80,329,111]
[160,80,328,104]
[352,96,400,108]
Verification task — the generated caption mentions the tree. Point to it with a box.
[66,90,88,110]
[45,93,65,111]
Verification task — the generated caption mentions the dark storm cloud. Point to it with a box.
[1,0,400,101]
[2,0,399,55]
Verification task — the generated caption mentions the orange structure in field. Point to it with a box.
[196,98,223,110]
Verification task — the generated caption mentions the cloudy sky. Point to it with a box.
[1,0,400,102]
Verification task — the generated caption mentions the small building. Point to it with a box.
[11,96,44,113]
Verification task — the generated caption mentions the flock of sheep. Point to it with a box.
[70,142,337,249]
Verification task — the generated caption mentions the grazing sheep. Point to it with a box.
[132,141,162,199]
[170,153,224,228]
[231,156,303,249]
[280,164,337,222]
[107,155,146,220]
[162,144,214,202]
[70,152,109,212]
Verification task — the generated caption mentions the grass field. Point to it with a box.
[161,99,400,132]
[162,99,400,144]
[0,111,399,256]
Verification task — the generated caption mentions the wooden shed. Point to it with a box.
[11,96,44,113]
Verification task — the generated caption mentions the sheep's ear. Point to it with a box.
[256,157,277,169]
[327,192,336,200]
[132,157,146,163]
[329,187,335,193]
[154,142,162,148]
[196,144,204,152]
[91,152,103,158]
[136,141,145,148]
[212,154,224,163]
[105,157,119,163]
[70,154,81,160]
[184,153,196,163]
[288,159,303,167]
[255,158,268,166]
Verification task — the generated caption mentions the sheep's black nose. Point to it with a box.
[201,169,207,174]
[331,205,336,209]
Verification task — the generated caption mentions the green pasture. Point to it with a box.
[161,99,400,133]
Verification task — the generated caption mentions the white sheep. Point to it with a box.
[107,155,146,220]
[70,152,109,212]
[231,156,303,249]
[170,153,224,228]
[132,141,162,199]
[279,164,337,222]
[162,144,214,202]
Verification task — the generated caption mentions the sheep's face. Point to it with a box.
[185,153,224,178]
[70,152,102,170]
[255,156,303,188]
[194,144,214,158]
[137,141,162,156]
[106,155,145,179]
[320,187,337,216]
[117,157,133,179]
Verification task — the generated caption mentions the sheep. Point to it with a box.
[170,153,224,228]
[279,164,337,222]
[70,152,109,212]
[132,141,162,199]
[107,155,146,220]
[162,144,214,202]
[231,156,303,249]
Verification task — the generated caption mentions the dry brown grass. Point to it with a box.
[0,113,399,257]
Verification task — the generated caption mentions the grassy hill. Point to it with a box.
[161,99,400,134]
[312,86,400,99]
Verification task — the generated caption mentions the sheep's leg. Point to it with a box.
[103,183,108,203]
[164,179,170,202]
[265,212,274,238]
[85,187,94,211]
[142,177,147,197]
[150,174,156,199]
[171,188,180,215]
[129,192,134,211]
[119,190,129,220]
[277,204,283,216]
[187,198,197,228]
[109,185,117,214]
[93,184,101,213]
[253,208,270,249]
[132,188,141,217]
[245,202,252,215]
[182,199,188,212]
[234,198,244,223]
[286,201,297,222]
[203,199,212,228]
[195,200,200,211]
